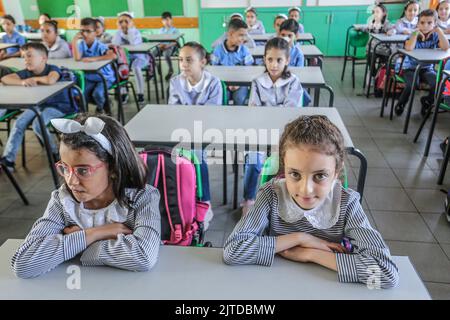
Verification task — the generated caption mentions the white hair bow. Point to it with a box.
[118,11,135,18]
[51,117,112,155]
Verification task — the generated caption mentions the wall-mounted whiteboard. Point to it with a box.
[250,0,301,7]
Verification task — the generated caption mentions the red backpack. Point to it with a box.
[109,45,130,82]
[139,146,209,246]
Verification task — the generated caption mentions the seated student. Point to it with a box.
[11,115,161,278]
[223,115,399,289]
[38,13,51,26]
[0,43,75,172]
[274,14,287,36]
[279,19,311,106]
[96,17,113,44]
[395,9,449,116]
[41,20,72,59]
[245,7,265,35]
[157,11,179,81]
[437,0,450,33]
[0,15,26,61]
[355,4,395,61]
[288,7,305,34]
[394,0,420,35]
[72,18,117,114]
[279,19,304,67]
[169,42,223,229]
[112,12,147,104]
[211,19,254,106]
[211,13,256,49]
[243,38,304,215]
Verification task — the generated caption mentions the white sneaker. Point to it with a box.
[241,200,255,216]
[203,201,214,231]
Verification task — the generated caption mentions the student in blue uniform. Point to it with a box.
[211,13,256,49]
[0,15,26,61]
[0,43,75,172]
[224,115,399,289]
[72,18,117,114]
[288,7,305,34]
[157,11,179,81]
[211,19,254,106]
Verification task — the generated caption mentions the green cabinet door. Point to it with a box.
[328,11,358,56]
[199,12,230,51]
[302,11,331,55]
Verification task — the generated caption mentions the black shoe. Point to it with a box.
[420,96,432,117]
[137,94,145,104]
[165,71,173,81]
[394,103,405,116]
[0,157,15,173]
[121,94,129,105]
[95,107,105,115]
[441,138,449,155]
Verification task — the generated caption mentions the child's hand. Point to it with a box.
[279,246,313,263]
[88,222,133,241]
[228,86,239,92]
[73,32,83,41]
[21,78,38,87]
[63,225,82,235]
[159,44,167,50]
[298,232,347,253]
[386,29,394,36]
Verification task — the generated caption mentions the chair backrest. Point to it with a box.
[221,80,228,105]
[71,69,85,92]
[348,28,369,49]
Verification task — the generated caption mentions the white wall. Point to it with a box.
[3,0,26,24]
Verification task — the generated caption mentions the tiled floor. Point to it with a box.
[0,58,449,299]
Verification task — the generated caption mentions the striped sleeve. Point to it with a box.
[335,191,399,289]
[11,190,87,279]
[223,184,276,266]
[80,185,161,272]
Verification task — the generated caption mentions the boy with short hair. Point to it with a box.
[0,43,75,171]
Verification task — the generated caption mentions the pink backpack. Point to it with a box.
[139,146,209,246]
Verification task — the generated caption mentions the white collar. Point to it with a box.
[58,185,130,229]
[273,178,342,229]
[46,36,62,52]
[183,71,209,93]
[257,72,296,89]
[221,40,242,54]
[402,16,418,25]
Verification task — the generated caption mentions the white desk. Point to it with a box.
[205,65,333,107]
[249,45,324,67]
[0,239,430,300]
[0,57,112,72]
[251,33,315,44]
[0,82,75,189]
[0,43,18,51]
[143,33,185,43]
[125,105,367,208]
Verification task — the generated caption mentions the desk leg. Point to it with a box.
[403,65,421,134]
[223,143,227,205]
[438,141,449,184]
[348,147,367,203]
[1,162,29,205]
[366,41,381,98]
[233,145,238,210]
[318,57,323,69]
[323,84,334,107]
[32,107,59,188]
[314,88,320,107]
[157,55,165,101]
[363,38,374,90]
